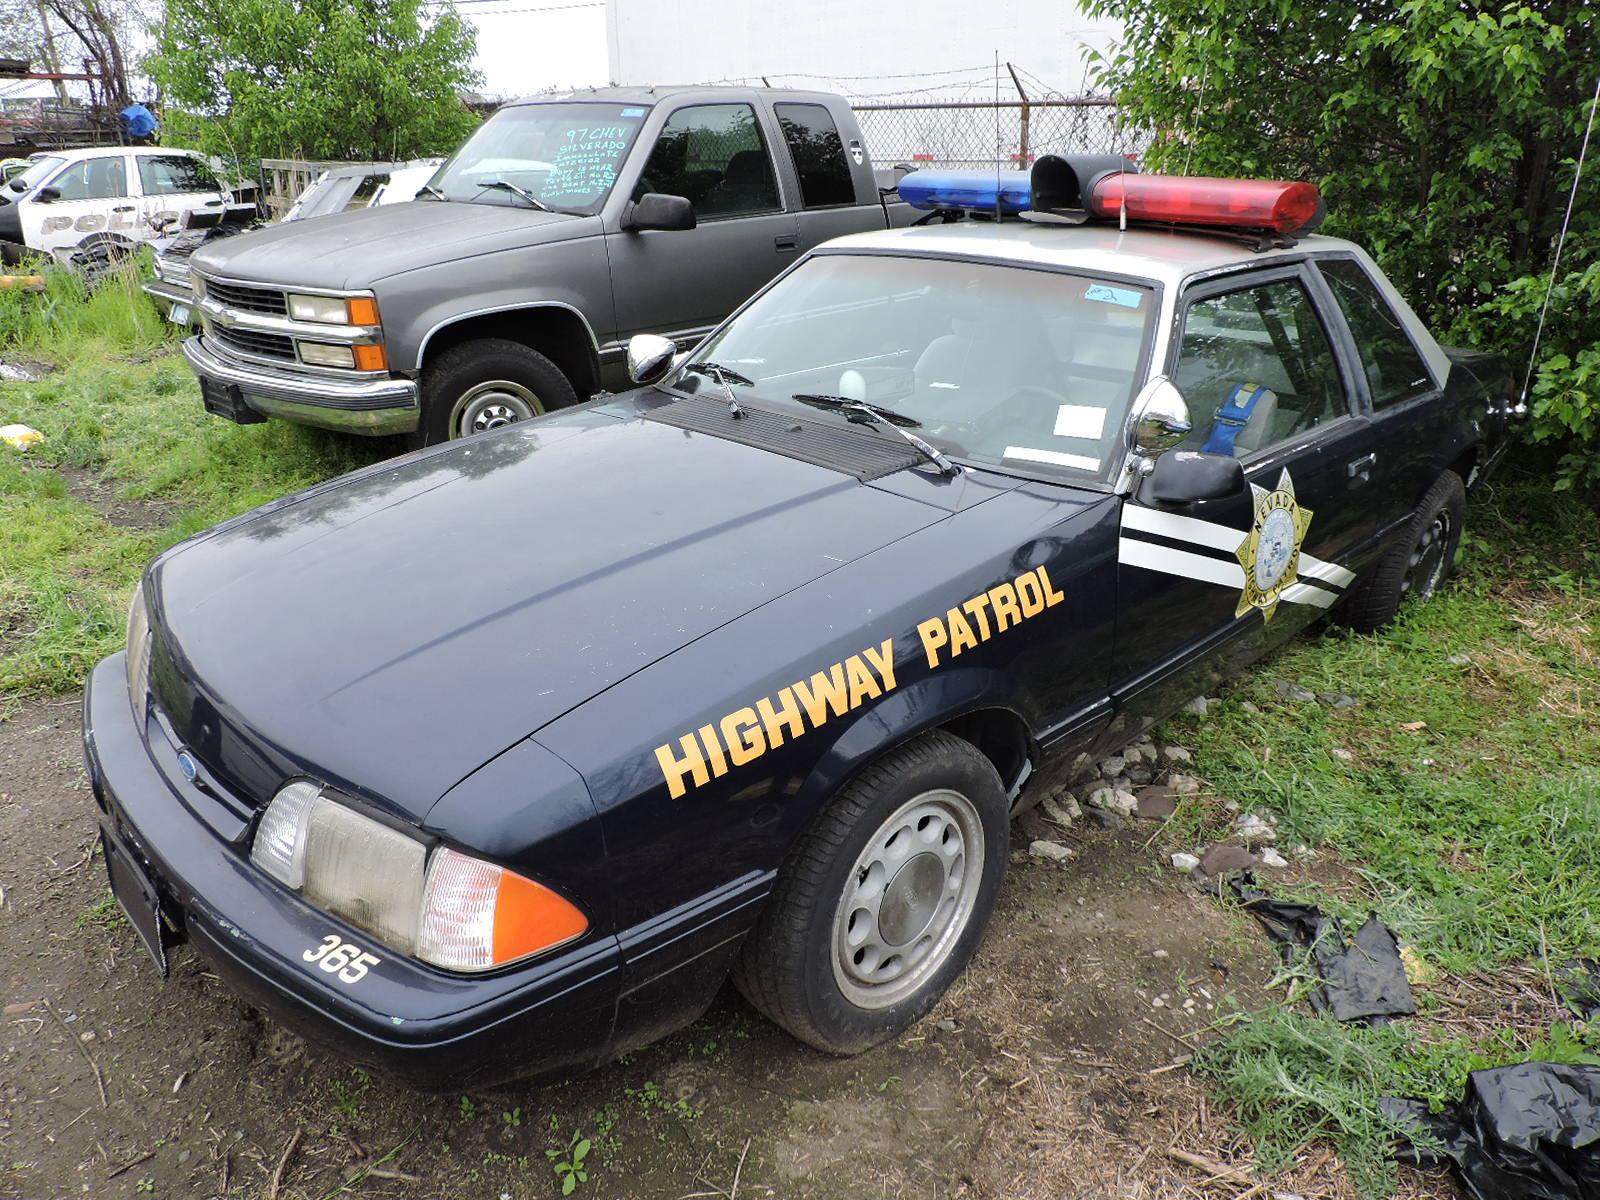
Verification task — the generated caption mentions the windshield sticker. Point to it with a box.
[542,125,633,205]
[652,565,1068,800]
[1053,404,1107,440]
[621,107,646,117]
[1085,284,1143,309]
[1003,445,1102,472]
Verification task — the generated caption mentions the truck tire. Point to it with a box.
[1336,469,1466,633]
[414,338,578,447]
[732,730,1009,1055]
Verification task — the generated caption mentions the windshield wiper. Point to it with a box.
[685,361,752,418]
[416,184,447,201]
[791,394,959,476]
[475,179,550,211]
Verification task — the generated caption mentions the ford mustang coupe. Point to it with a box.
[82,157,1514,1089]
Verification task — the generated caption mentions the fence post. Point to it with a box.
[1006,62,1030,166]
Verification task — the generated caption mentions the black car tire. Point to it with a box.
[412,338,577,448]
[733,730,1009,1054]
[1337,469,1466,633]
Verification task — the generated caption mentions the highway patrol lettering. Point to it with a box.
[653,564,1066,800]
[654,639,899,800]
[916,565,1065,668]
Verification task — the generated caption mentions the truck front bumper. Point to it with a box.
[81,653,621,1091]
[183,334,421,436]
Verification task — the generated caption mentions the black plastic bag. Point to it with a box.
[1384,1063,1600,1199]
[1229,872,1415,1025]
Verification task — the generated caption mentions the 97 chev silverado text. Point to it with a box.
[177,85,913,446]
[83,156,1515,1089]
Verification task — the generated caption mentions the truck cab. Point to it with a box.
[181,86,911,445]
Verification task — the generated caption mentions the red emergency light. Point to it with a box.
[1087,172,1322,236]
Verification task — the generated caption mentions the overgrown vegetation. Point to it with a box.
[1087,0,1600,490]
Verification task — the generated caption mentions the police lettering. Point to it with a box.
[915,565,1065,669]
[654,639,898,799]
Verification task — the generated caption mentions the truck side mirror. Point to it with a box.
[628,334,679,385]
[34,186,61,202]
[1148,450,1246,504]
[622,193,695,232]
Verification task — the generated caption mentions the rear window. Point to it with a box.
[775,103,855,208]
[1317,258,1435,409]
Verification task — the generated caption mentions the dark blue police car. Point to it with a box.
[82,157,1514,1088]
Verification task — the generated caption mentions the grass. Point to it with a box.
[0,262,387,697]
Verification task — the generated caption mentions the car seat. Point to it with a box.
[711,150,773,213]
[1201,383,1279,456]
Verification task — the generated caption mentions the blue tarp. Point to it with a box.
[120,104,158,139]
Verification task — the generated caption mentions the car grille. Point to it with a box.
[203,278,288,316]
[210,324,297,362]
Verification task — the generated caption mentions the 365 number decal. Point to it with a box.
[302,934,380,984]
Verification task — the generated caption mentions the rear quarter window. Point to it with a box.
[774,103,855,208]
[1317,258,1435,409]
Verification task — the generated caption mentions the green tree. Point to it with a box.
[147,0,481,163]
[1087,0,1599,489]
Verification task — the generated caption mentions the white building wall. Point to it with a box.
[604,0,1119,99]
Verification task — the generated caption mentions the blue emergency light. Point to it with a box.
[897,169,1034,215]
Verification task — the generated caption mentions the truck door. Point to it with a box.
[134,153,226,236]
[771,101,882,253]
[23,154,136,254]
[604,101,798,347]
[1109,266,1379,736]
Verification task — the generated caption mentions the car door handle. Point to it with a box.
[774,234,798,252]
[112,204,135,212]
[1347,452,1378,481]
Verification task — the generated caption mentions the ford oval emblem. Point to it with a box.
[177,751,199,783]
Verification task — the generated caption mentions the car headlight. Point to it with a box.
[287,293,349,324]
[250,782,588,971]
[125,581,151,717]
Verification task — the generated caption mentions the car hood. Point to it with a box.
[190,201,590,290]
[149,405,953,820]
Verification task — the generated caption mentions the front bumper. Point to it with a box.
[143,277,194,314]
[81,654,621,1090]
[182,334,421,436]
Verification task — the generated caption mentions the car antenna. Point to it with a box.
[1518,70,1599,417]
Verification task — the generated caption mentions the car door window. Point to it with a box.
[774,103,855,207]
[1316,258,1435,408]
[1174,276,1349,458]
[49,157,128,201]
[636,103,780,219]
[137,154,220,196]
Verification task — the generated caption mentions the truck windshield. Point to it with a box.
[426,102,650,215]
[677,253,1156,482]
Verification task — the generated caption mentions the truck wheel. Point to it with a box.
[732,731,1009,1055]
[1336,469,1466,633]
[415,338,578,447]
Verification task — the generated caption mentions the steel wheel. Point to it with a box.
[1402,509,1452,600]
[830,788,984,1010]
[449,379,544,439]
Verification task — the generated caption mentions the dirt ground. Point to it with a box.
[0,694,1441,1200]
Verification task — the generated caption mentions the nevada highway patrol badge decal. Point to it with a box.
[1235,469,1313,621]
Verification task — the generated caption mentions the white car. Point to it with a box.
[0,146,228,263]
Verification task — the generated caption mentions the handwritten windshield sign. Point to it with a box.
[542,123,638,207]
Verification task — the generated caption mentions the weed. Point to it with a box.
[501,1106,522,1129]
[458,1096,476,1120]
[546,1131,591,1195]
[74,892,122,930]
[330,1069,369,1121]
[135,1178,155,1195]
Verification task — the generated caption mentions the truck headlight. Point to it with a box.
[298,342,356,369]
[287,293,350,324]
[250,782,588,970]
[125,581,151,716]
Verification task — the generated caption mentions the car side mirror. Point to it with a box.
[628,333,679,385]
[1148,450,1246,504]
[1128,375,1192,456]
[622,192,695,232]
[34,185,61,202]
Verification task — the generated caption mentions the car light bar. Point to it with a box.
[897,154,1322,237]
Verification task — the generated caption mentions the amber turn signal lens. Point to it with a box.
[417,847,588,971]
[493,868,590,964]
[345,296,381,326]
[352,343,388,371]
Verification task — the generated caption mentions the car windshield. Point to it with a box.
[426,102,650,215]
[677,253,1156,481]
[8,155,63,195]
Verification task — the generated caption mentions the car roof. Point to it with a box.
[819,221,1362,289]
[33,146,204,163]
[507,84,843,108]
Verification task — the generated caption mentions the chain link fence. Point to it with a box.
[853,98,1145,171]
